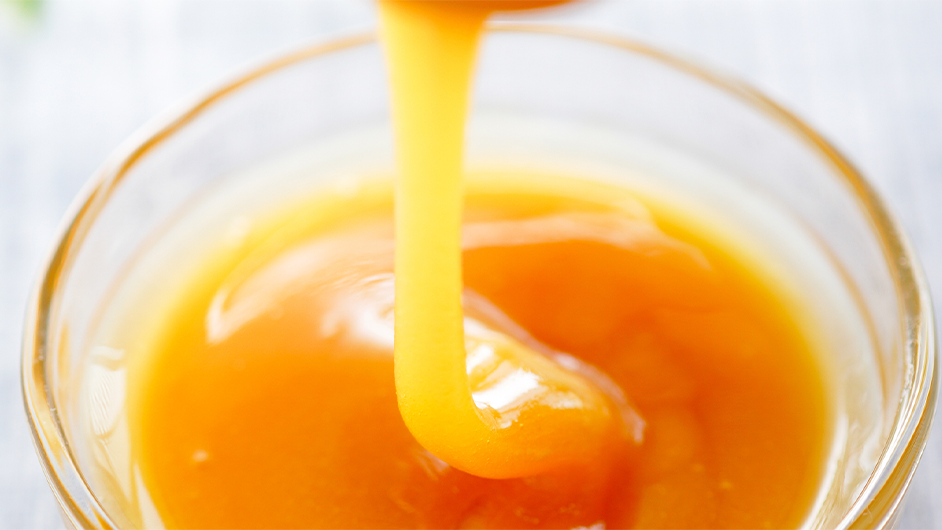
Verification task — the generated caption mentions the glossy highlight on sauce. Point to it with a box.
[131,174,827,529]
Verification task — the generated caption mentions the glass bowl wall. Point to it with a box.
[22,28,937,529]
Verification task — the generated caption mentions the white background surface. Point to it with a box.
[1,1,940,528]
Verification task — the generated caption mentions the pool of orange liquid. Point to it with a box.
[130,174,828,529]
[126,1,830,526]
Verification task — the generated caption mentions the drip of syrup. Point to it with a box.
[379,0,637,478]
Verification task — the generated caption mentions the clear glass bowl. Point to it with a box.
[22,27,937,529]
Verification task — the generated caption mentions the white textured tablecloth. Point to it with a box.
[1,1,940,528]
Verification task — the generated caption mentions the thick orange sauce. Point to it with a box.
[132,176,827,529]
[378,0,627,479]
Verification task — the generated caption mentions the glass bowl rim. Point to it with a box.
[20,25,938,530]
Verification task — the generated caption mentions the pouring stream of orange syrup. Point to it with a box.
[379,0,640,479]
